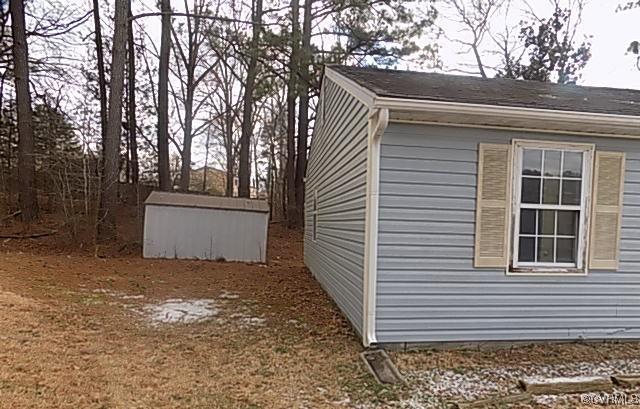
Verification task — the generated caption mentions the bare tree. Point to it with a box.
[97,0,129,242]
[128,10,139,185]
[171,0,220,192]
[92,0,108,143]
[157,0,172,191]
[444,0,505,77]
[10,0,38,222]
[285,0,299,225]
[238,0,263,198]
[294,0,313,225]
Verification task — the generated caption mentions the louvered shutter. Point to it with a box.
[474,143,512,268]
[589,151,625,270]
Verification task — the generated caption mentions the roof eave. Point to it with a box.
[325,66,640,139]
[377,96,640,139]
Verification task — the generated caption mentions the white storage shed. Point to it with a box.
[143,191,269,262]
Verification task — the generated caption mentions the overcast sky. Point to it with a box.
[431,0,640,89]
[580,1,640,89]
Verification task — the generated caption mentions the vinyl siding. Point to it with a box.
[304,78,368,335]
[143,205,268,262]
[376,123,640,344]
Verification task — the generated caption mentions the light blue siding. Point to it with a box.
[304,78,368,335]
[376,123,640,344]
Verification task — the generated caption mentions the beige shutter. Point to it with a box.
[589,151,625,270]
[474,143,512,268]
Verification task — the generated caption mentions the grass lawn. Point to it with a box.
[1,221,639,408]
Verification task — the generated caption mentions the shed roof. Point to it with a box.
[145,191,269,213]
[329,65,640,117]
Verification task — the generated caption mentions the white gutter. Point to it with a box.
[362,107,389,347]
[374,96,640,136]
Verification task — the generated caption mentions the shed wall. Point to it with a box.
[144,205,268,262]
[376,123,640,343]
[304,77,369,335]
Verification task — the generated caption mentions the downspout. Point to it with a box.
[363,107,389,347]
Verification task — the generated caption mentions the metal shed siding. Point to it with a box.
[376,123,640,343]
[304,78,368,335]
[144,204,268,262]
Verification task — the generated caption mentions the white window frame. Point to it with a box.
[312,190,318,242]
[509,140,594,275]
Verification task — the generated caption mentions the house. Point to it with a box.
[144,191,269,262]
[189,167,228,196]
[304,65,640,348]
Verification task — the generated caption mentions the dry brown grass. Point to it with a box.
[3,213,640,409]
[0,222,393,409]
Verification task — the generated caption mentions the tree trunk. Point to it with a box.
[96,0,129,242]
[93,0,108,143]
[202,126,210,192]
[157,0,171,191]
[285,0,300,227]
[253,128,259,193]
[295,0,312,226]
[238,0,262,198]
[178,86,194,191]
[128,12,139,185]
[224,112,234,196]
[10,0,38,222]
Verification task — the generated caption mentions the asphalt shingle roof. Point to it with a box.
[145,191,269,213]
[330,65,640,116]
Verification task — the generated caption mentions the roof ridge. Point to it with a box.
[326,65,640,117]
[327,64,640,95]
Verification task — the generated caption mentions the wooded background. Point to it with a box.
[0,0,595,243]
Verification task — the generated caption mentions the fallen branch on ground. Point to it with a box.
[0,230,57,239]
[1,211,22,222]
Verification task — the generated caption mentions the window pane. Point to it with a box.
[544,150,561,177]
[563,152,583,178]
[557,211,578,236]
[521,178,541,204]
[519,237,535,262]
[523,149,542,176]
[520,210,536,234]
[538,238,554,262]
[557,238,576,263]
[562,180,581,205]
[538,210,555,235]
[542,179,560,204]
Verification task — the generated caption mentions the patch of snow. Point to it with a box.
[533,394,569,407]
[92,288,122,297]
[121,294,145,300]
[218,290,240,300]
[394,358,640,409]
[91,288,144,301]
[229,312,266,327]
[144,299,219,324]
[239,317,266,326]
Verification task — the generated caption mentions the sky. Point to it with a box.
[432,0,640,89]
[580,1,640,89]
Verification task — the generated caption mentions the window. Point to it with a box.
[512,141,593,273]
[312,190,318,241]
